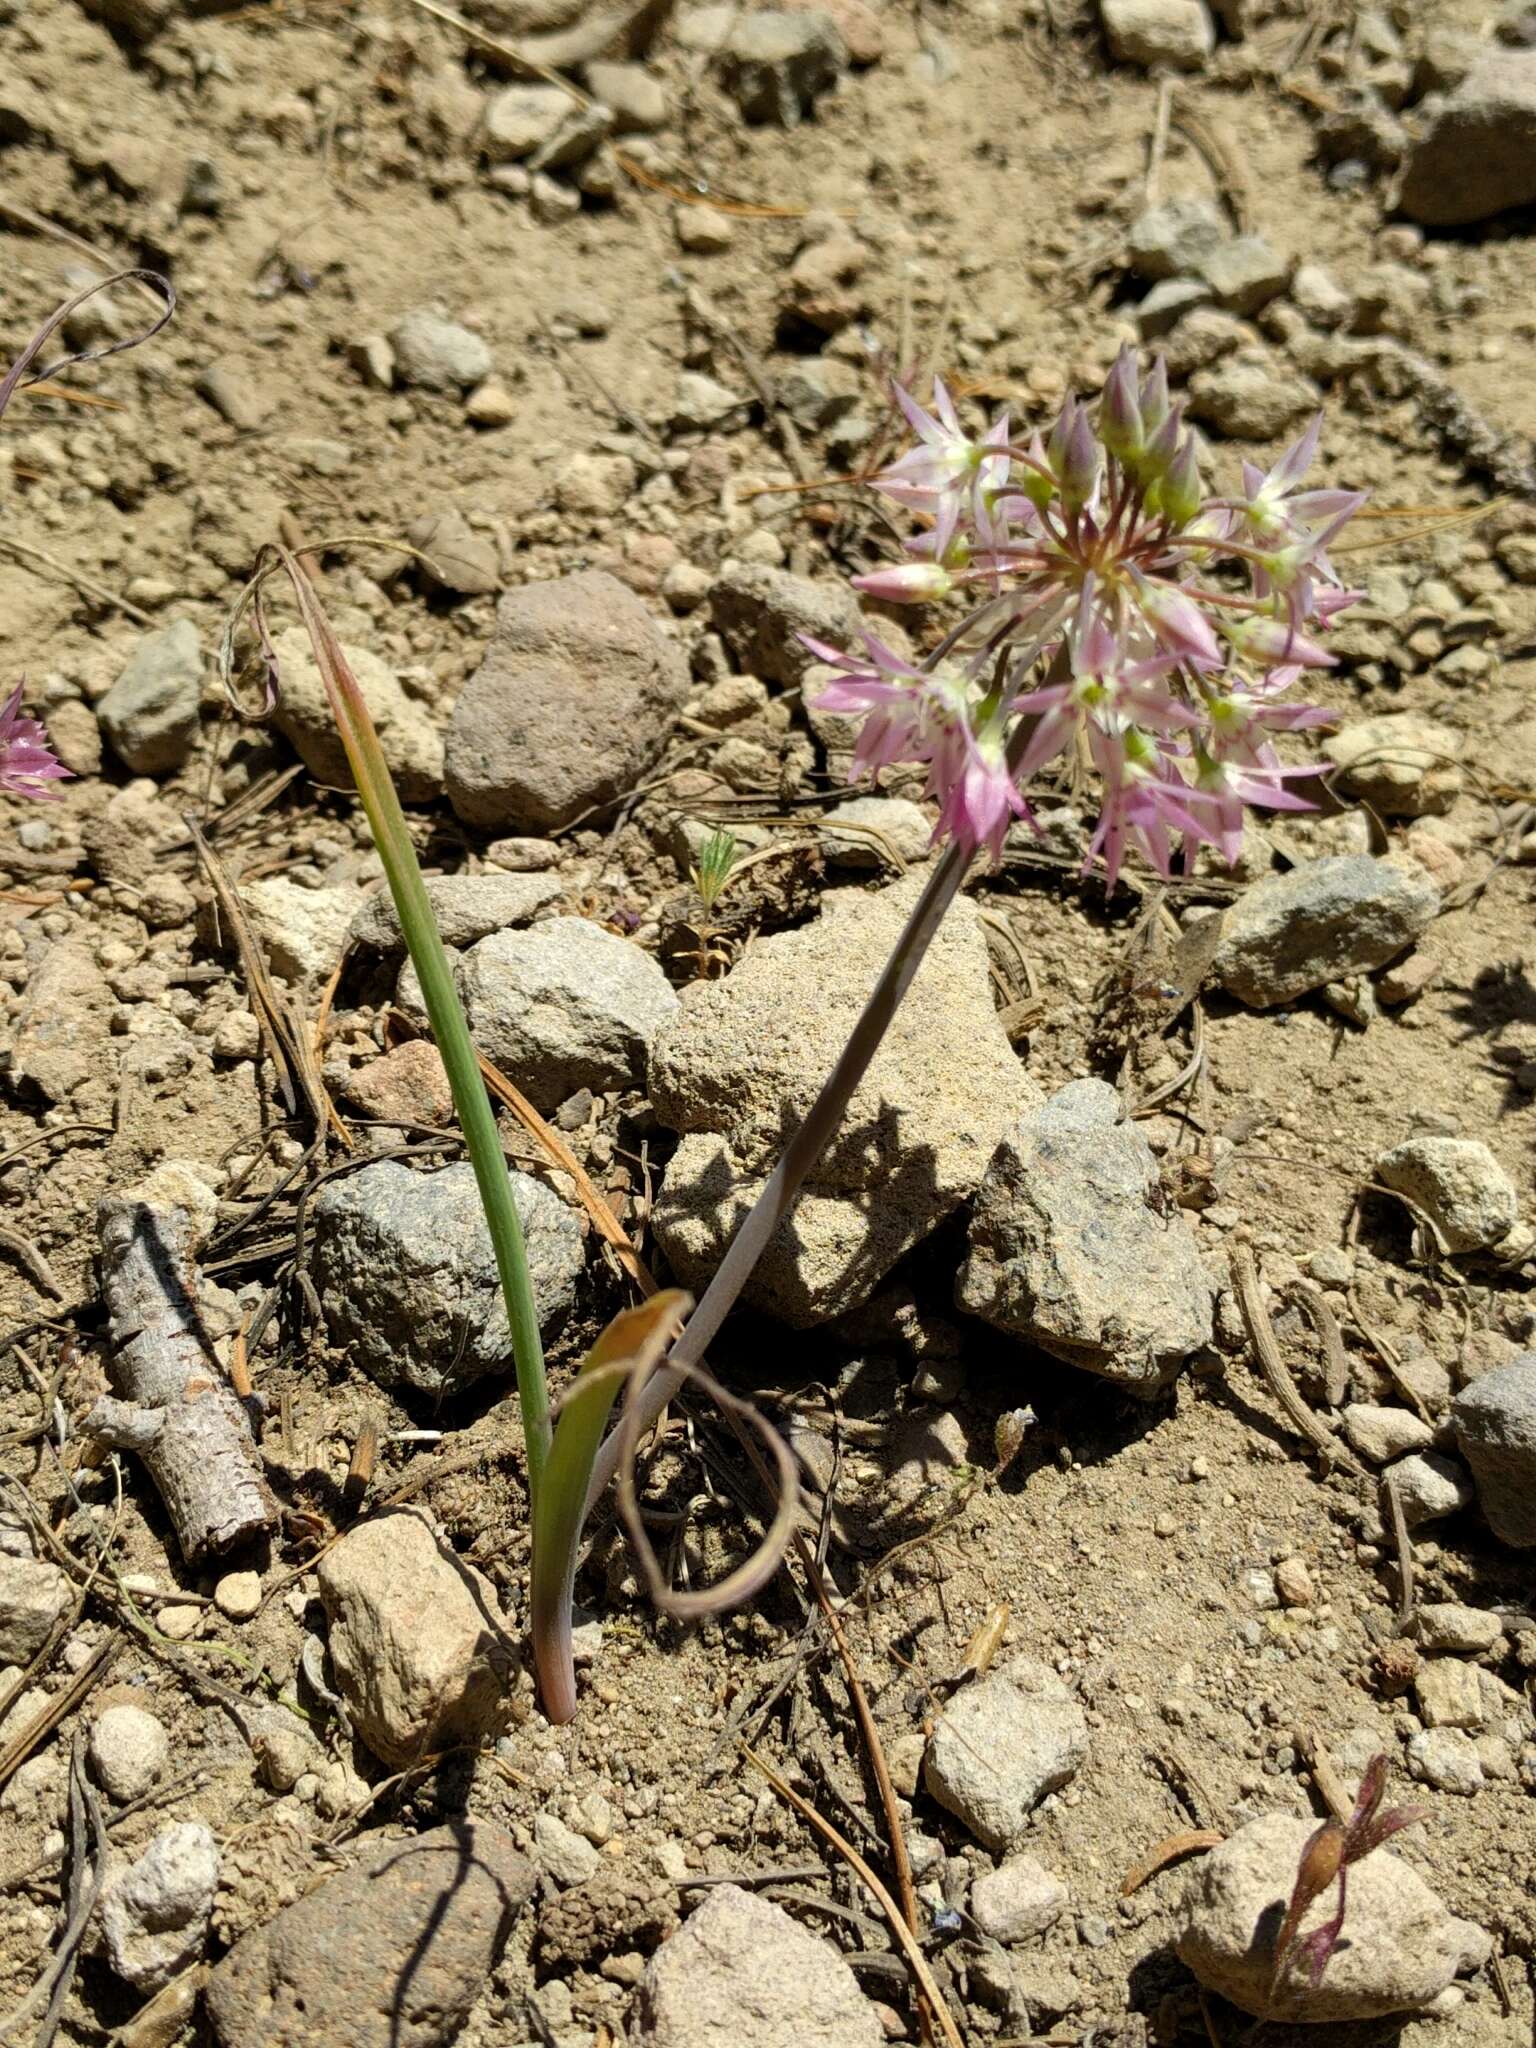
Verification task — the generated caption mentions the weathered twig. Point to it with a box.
[87,1189,276,1560]
[1229,1246,1368,1480]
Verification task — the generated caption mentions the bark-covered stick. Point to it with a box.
[88,1183,276,1561]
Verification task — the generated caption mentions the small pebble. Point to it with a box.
[214,1571,261,1621]
[156,1605,202,1641]
[89,1703,170,1803]
[1273,1557,1314,1608]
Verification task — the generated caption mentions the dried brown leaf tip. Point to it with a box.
[1271,1754,1429,1992]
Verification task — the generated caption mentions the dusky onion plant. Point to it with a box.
[7,278,1364,1724]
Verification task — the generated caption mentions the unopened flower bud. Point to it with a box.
[1098,346,1143,462]
[1161,437,1203,527]
[1049,399,1100,511]
[851,561,955,603]
[1225,612,1335,668]
[1020,433,1055,512]
[1139,356,1171,436]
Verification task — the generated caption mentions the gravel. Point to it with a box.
[923,1656,1088,1852]
[1341,1403,1435,1464]
[270,624,444,804]
[311,1156,584,1395]
[1101,0,1214,69]
[534,1811,601,1886]
[710,8,848,127]
[708,562,863,686]
[1416,1603,1504,1655]
[1323,712,1464,817]
[1386,1450,1475,1527]
[1452,1355,1536,1547]
[957,1078,1215,1393]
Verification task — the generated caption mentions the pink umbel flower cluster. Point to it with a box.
[807,348,1364,885]
[0,682,70,800]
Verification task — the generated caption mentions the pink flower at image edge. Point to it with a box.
[0,683,71,800]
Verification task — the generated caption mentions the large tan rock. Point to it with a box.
[316,1508,515,1765]
[649,873,1038,1324]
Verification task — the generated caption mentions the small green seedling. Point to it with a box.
[685,826,740,981]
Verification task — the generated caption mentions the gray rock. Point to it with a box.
[1416,1603,1503,1655]
[206,1822,533,2048]
[0,1553,72,1663]
[1187,354,1318,439]
[1126,196,1225,280]
[630,1884,882,2047]
[1398,50,1536,225]
[957,1079,1214,1393]
[924,1656,1088,1852]
[1323,713,1463,817]
[1134,277,1212,337]
[1102,0,1213,69]
[270,624,444,804]
[534,1811,601,1886]
[1452,1356,1536,1546]
[1414,1658,1482,1730]
[708,562,863,686]
[89,1703,170,1804]
[1387,1450,1474,1527]
[585,60,669,131]
[650,875,1037,1325]
[194,360,271,430]
[311,1157,584,1395]
[456,917,678,1111]
[820,794,931,868]
[1291,261,1354,328]
[482,83,569,159]
[529,103,612,174]
[1376,1138,1519,1255]
[242,877,363,985]
[672,370,749,429]
[407,506,500,597]
[98,619,202,775]
[388,310,494,392]
[1341,1403,1434,1464]
[445,571,689,833]
[1214,855,1439,1007]
[1406,1727,1484,1796]
[1174,1812,1488,2020]
[348,872,560,953]
[317,1508,515,1766]
[713,9,847,127]
[101,1822,219,1992]
[1197,234,1289,315]
[970,1855,1069,1943]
